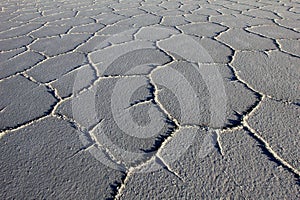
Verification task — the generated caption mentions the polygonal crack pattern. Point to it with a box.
[0,0,299,199]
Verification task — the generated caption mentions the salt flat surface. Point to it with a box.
[0,0,299,199]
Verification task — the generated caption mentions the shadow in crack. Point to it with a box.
[244,127,300,185]
[140,118,177,154]
[108,172,127,200]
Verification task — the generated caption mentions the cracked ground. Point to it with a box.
[0,0,299,199]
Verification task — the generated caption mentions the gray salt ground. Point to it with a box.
[0,0,299,199]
